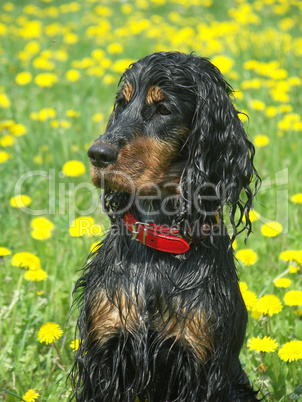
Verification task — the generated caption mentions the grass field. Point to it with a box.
[0,0,302,400]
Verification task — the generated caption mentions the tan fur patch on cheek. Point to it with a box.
[89,131,189,194]
[113,137,176,192]
[146,86,164,104]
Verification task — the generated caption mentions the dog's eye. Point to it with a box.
[158,105,171,116]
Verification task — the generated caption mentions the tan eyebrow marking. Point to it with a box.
[146,86,164,104]
[122,82,134,102]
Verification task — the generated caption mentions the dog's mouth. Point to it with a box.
[89,158,184,196]
[88,138,185,196]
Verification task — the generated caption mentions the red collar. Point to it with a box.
[124,210,190,254]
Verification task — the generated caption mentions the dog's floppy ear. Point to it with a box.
[179,58,260,241]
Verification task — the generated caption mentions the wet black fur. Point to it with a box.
[71,52,260,401]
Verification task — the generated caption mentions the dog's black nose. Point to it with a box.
[88,143,118,167]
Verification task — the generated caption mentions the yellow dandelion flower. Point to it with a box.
[284,290,302,306]
[112,59,133,73]
[31,217,55,231]
[89,224,104,237]
[232,239,237,250]
[121,4,133,14]
[90,241,103,252]
[248,336,278,353]
[261,221,283,237]
[69,216,95,237]
[61,120,71,129]
[271,88,290,103]
[66,109,80,118]
[15,71,33,85]
[242,210,260,224]
[291,193,302,204]
[64,32,78,44]
[70,338,80,351]
[234,90,243,100]
[0,93,11,108]
[251,305,262,320]
[51,120,71,129]
[279,250,300,263]
[250,100,266,111]
[278,119,291,131]
[248,210,260,222]
[274,277,291,288]
[31,228,52,241]
[235,249,258,266]
[37,108,56,121]
[241,290,258,311]
[241,79,261,90]
[19,20,42,39]
[269,68,288,80]
[34,73,58,88]
[239,281,248,292]
[10,123,27,136]
[9,194,32,208]
[266,106,277,117]
[33,57,55,71]
[0,119,14,129]
[254,135,270,147]
[91,49,105,60]
[38,322,63,344]
[0,151,11,163]
[243,60,259,70]
[92,112,104,122]
[292,250,302,265]
[255,294,283,316]
[30,112,39,121]
[24,268,48,282]
[33,155,43,164]
[50,120,59,129]
[3,3,15,12]
[66,69,81,82]
[12,252,41,270]
[103,75,116,85]
[0,247,12,256]
[278,340,302,362]
[107,42,123,54]
[24,40,40,55]
[0,134,14,147]
[279,104,293,113]
[22,389,39,402]
[62,160,86,177]
[289,265,300,274]
[211,55,234,75]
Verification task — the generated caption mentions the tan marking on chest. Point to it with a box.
[89,291,214,363]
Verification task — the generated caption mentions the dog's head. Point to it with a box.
[88,52,260,238]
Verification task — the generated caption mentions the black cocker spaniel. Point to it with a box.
[71,51,260,402]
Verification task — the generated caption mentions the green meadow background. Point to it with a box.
[0,0,302,400]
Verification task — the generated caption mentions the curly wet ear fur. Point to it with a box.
[177,58,260,241]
